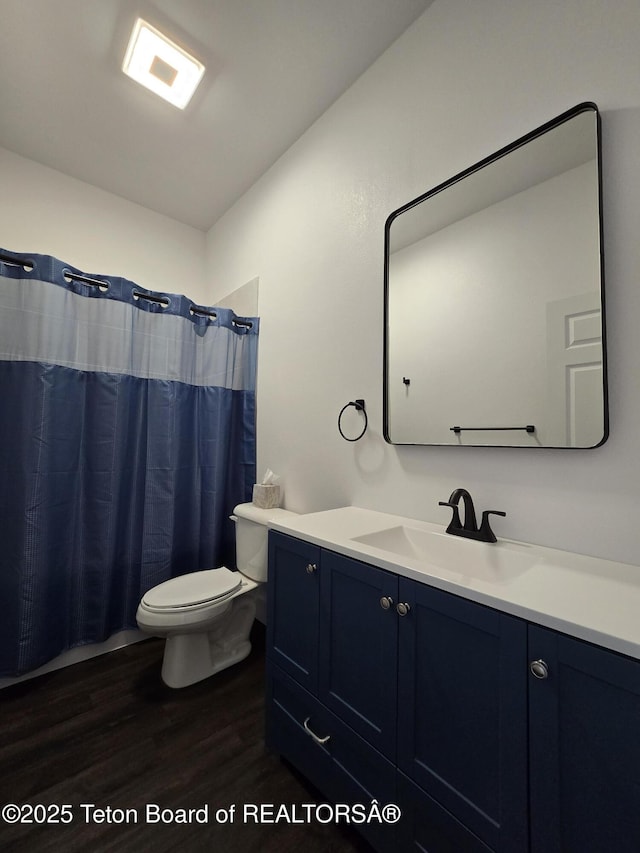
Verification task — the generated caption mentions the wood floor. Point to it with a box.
[0,625,372,852]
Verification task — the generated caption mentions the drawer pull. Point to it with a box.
[380,596,394,610]
[396,602,411,617]
[303,716,331,745]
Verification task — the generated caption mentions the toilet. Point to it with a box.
[136,502,295,688]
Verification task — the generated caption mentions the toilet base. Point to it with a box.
[160,595,257,688]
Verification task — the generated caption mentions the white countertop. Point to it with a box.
[270,506,640,661]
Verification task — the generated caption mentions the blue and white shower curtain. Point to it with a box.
[0,249,258,676]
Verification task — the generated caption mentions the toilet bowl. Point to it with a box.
[136,502,295,688]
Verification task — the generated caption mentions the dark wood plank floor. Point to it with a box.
[0,625,373,852]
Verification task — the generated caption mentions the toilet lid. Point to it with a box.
[141,568,242,610]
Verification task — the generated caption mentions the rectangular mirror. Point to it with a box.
[384,103,607,447]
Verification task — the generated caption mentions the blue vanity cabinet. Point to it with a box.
[528,625,640,853]
[318,550,399,759]
[267,531,640,853]
[267,532,321,693]
[396,579,529,853]
[267,533,527,852]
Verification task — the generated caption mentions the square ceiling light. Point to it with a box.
[122,18,205,109]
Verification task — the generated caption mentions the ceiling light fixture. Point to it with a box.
[122,18,205,109]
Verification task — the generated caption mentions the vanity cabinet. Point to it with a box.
[267,532,524,852]
[266,530,640,853]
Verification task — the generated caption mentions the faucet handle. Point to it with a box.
[439,500,462,532]
[479,510,506,543]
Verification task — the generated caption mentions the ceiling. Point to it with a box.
[0,0,433,231]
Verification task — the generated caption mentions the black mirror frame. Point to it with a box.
[383,102,608,449]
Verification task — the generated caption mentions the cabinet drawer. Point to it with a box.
[267,664,398,853]
[397,772,495,853]
[266,662,333,797]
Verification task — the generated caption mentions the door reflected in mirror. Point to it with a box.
[384,103,607,448]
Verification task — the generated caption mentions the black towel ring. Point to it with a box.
[338,399,368,442]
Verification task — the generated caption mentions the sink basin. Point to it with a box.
[351,525,535,583]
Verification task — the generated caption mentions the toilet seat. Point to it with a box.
[141,568,242,614]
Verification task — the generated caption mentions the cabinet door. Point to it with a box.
[267,531,320,693]
[529,626,640,853]
[397,579,528,853]
[319,551,399,760]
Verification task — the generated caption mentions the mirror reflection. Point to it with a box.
[384,103,607,448]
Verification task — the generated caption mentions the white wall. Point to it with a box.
[0,147,208,302]
[205,0,640,566]
[215,277,260,317]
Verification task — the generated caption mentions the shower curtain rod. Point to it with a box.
[0,251,34,271]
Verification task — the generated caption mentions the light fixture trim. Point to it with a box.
[122,18,205,109]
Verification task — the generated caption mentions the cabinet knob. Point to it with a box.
[396,602,411,617]
[529,659,549,679]
[380,596,394,610]
[305,563,317,574]
[303,716,331,745]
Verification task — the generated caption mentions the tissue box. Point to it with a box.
[252,484,281,509]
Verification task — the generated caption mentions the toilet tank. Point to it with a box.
[232,503,297,582]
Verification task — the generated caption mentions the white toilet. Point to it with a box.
[136,502,295,688]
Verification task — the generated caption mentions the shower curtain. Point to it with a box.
[0,249,258,677]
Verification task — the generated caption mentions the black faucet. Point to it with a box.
[438,488,506,543]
